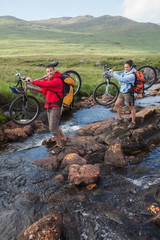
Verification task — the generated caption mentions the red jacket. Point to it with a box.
[32,71,63,109]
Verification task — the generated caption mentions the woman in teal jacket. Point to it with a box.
[109,60,136,129]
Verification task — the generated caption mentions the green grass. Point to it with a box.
[0,55,159,112]
[0,15,160,57]
[1,39,158,57]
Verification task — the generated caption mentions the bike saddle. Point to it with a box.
[51,61,59,67]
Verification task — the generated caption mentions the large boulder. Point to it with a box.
[32,156,60,171]
[68,164,100,185]
[61,153,87,169]
[104,143,127,167]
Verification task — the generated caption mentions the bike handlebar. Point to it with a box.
[103,64,111,71]
[16,71,26,81]
[16,71,46,82]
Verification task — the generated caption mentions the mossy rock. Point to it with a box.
[155,107,160,113]
[0,114,8,125]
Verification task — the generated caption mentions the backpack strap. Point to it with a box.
[46,76,64,108]
[128,72,136,106]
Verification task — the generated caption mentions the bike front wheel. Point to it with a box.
[9,95,40,126]
[63,70,81,96]
[137,65,157,90]
[93,81,119,106]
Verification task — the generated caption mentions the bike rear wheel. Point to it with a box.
[93,81,119,106]
[63,70,81,96]
[9,95,40,126]
[137,65,157,90]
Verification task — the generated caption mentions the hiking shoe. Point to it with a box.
[50,145,64,155]
[42,137,56,145]
[113,118,124,126]
[62,137,70,144]
[128,122,136,130]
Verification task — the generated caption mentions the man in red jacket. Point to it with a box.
[26,64,67,150]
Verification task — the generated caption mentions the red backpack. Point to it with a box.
[129,71,144,94]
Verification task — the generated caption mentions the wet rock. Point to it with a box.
[134,166,149,174]
[76,95,95,108]
[150,90,158,96]
[77,117,114,136]
[77,105,160,156]
[37,106,160,168]
[122,124,160,153]
[4,128,29,142]
[37,111,48,124]
[30,120,48,133]
[32,156,60,171]
[54,174,65,184]
[135,106,156,124]
[104,209,124,224]
[16,214,63,240]
[128,156,144,165]
[0,120,48,144]
[150,85,160,96]
[0,128,4,142]
[50,136,106,165]
[17,192,39,203]
[153,213,160,225]
[61,153,87,168]
[68,164,100,185]
[154,187,160,203]
[23,125,33,135]
[104,143,127,167]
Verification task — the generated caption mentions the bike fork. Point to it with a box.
[22,95,28,111]
[105,79,109,95]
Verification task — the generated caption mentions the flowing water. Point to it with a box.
[0,92,160,240]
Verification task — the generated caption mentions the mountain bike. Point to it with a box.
[93,64,119,106]
[93,63,157,106]
[9,64,81,126]
[9,72,42,126]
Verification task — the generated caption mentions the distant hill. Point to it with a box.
[0,15,160,56]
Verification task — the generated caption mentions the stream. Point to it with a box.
[0,89,160,240]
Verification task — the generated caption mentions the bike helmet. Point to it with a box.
[10,86,24,94]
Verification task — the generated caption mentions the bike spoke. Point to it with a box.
[63,70,81,96]
[9,95,40,125]
[137,65,157,90]
[94,82,119,106]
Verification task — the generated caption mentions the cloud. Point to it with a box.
[122,0,160,23]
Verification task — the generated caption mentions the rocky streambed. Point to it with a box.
[0,94,160,239]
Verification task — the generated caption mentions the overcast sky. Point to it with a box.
[0,0,159,23]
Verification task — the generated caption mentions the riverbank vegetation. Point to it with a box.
[0,55,160,113]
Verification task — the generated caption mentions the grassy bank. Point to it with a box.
[0,55,160,113]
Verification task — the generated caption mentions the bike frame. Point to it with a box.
[105,79,110,95]
[102,66,113,95]
[16,71,45,95]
